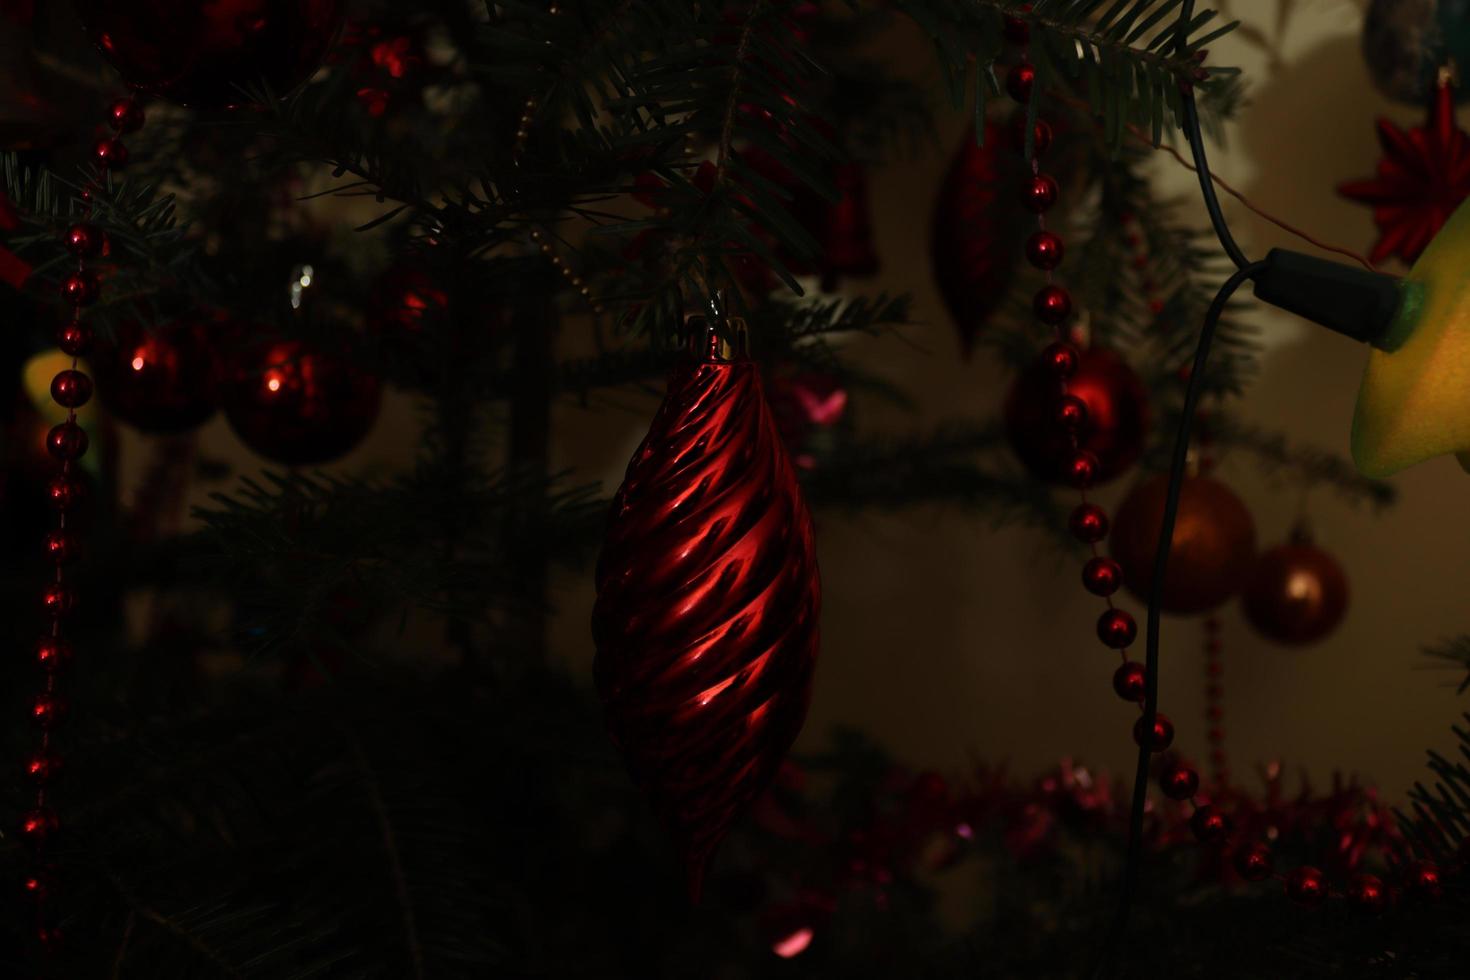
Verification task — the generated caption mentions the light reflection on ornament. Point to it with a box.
[130,354,145,372]
[772,927,814,959]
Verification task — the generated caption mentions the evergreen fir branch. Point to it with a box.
[1424,637,1470,694]
[1204,415,1397,510]
[892,0,1239,148]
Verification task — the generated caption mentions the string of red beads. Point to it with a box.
[22,94,143,954]
[1001,15,1441,913]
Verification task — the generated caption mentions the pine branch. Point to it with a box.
[1204,415,1397,510]
[1424,637,1470,695]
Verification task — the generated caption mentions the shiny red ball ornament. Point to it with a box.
[75,0,345,109]
[1025,230,1064,270]
[57,322,94,356]
[61,271,100,306]
[1411,861,1443,898]
[1286,866,1328,907]
[24,752,62,786]
[1006,62,1036,103]
[1065,450,1099,489]
[1021,173,1058,213]
[1161,763,1199,800]
[42,585,76,618]
[1055,393,1087,428]
[1112,661,1145,701]
[1133,712,1174,750]
[1349,873,1387,913]
[1082,556,1122,596]
[1004,347,1150,486]
[1109,474,1256,614]
[64,223,103,259]
[1241,526,1349,646]
[50,369,93,409]
[1012,116,1053,157]
[1069,502,1108,542]
[1097,609,1137,649]
[30,693,68,728]
[107,96,145,133]
[931,122,1026,358]
[1189,803,1228,841]
[1235,842,1274,881]
[35,636,72,672]
[1032,284,1072,324]
[94,137,128,169]
[223,339,381,465]
[18,807,58,846]
[94,319,220,433]
[21,870,56,902]
[592,318,820,902]
[46,422,88,461]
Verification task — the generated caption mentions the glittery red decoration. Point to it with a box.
[592,319,821,901]
[1339,76,1470,264]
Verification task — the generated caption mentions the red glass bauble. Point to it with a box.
[1004,347,1150,486]
[1241,527,1349,646]
[75,0,344,109]
[592,320,820,901]
[1109,474,1256,614]
[50,369,93,408]
[94,319,221,433]
[1234,842,1273,881]
[930,122,1025,358]
[222,339,380,465]
[1286,866,1327,906]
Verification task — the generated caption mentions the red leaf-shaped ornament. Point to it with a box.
[592,318,821,901]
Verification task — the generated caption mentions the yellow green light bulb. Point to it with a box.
[1352,196,1470,477]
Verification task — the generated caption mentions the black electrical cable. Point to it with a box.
[1088,8,1264,974]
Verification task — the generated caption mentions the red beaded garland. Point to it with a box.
[1020,174,1058,213]
[1349,874,1387,913]
[42,586,76,618]
[1234,842,1274,882]
[45,476,84,511]
[35,637,73,673]
[1006,63,1036,104]
[1286,866,1328,907]
[1003,14,1030,44]
[50,370,93,408]
[18,808,59,847]
[61,271,100,306]
[108,97,145,133]
[43,530,79,564]
[1032,284,1072,324]
[1055,393,1087,428]
[1082,556,1122,596]
[64,223,103,259]
[56,322,94,356]
[1189,803,1228,842]
[1133,712,1174,750]
[1026,230,1064,270]
[24,752,62,786]
[1040,341,1078,378]
[1069,503,1109,542]
[1160,764,1199,801]
[21,871,55,902]
[30,693,67,728]
[1065,450,1099,490]
[1097,609,1137,649]
[94,136,128,169]
[1112,661,1146,702]
[45,422,89,461]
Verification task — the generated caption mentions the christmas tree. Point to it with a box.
[2,0,1469,976]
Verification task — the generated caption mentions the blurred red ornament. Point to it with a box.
[808,162,879,289]
[222,339,381,465]
[18,807,58,846]
[1109,474,1256,614]
[107,96,145,132]
[1112,661,1145,701]
[931,122,1025,358]
[1241,524,1349,646]
[367,262,450,334]
[769,372,847,465]
[1339,74,1470,264]
[1411,860,1443,898]
[75,0,344,109]
[94,319,220,433]
[592,318,820,901]
[1160,763,1199,801]
[1234,842,1274,881]
[1189,803,1228,842]
[1133,713,1174,751]
[1349,873,1387,913]
[1004,347,1150,486]
[762,903,821,959]
[1286,865,1328,906]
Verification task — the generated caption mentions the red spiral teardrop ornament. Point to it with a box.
[592,317,821,902]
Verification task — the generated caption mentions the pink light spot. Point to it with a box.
[130,355,145,371]
[772,927,813,959]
